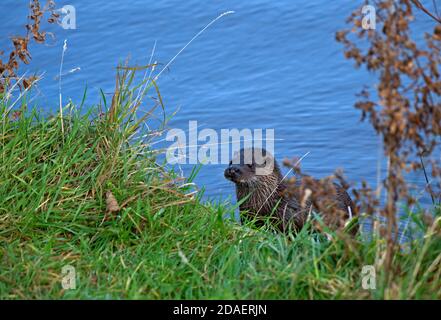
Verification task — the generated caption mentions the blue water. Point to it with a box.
[2,1,437,233]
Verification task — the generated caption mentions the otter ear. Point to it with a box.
[255,154,274,176]
[261,154,272,165]
[264,154,271,164]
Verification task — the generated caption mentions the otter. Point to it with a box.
[224,148,357,234]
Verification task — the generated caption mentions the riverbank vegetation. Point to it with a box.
[1,65,440,299]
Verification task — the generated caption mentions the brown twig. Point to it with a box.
[411,0,441,23]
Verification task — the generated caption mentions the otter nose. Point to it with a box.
[224,164,241,180]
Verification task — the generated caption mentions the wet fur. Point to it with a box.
[226,148,356,233]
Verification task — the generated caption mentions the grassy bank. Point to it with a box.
[0,73,440,299]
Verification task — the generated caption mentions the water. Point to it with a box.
[2,1,436,221]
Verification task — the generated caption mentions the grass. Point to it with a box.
[0,68,440,299]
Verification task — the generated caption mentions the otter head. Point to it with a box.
[224,148,282,185]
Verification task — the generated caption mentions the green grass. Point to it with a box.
[0,70,440,299]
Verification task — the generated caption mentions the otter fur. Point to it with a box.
[224,148,356,233]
